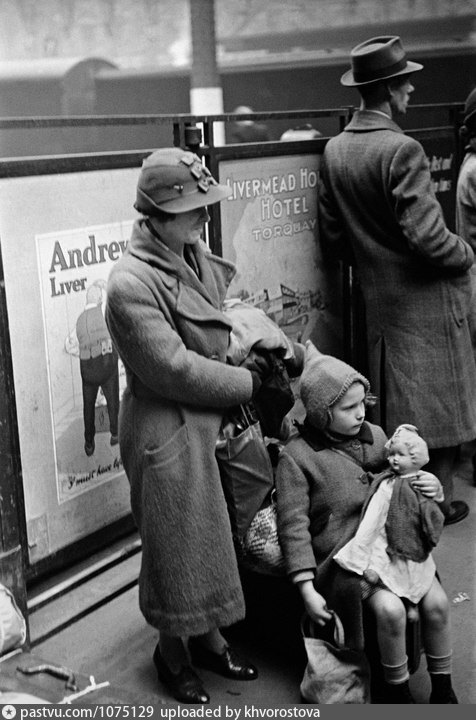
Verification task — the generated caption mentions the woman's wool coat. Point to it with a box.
[276,420,388,649]
[106,219,254,636]
[319,110,476,448]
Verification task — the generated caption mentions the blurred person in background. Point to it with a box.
[227,105,270,143]
[280,124,322,141]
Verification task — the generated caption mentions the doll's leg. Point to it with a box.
[365,589,414,702]
[420,577,457,703]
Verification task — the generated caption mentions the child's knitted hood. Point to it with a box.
[299,340,370,430]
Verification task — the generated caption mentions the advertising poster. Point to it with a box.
[219,154,342,356]
[36,220,133,504]
[422,131,457,231]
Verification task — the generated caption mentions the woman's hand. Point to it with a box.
[298,580,333,626]
[240,349,271,378]
[411,471,444,502]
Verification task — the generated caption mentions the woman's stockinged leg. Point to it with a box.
[153,632,210,704]
[189,628,258,681]
[159,633,190,672]
[195,628,228,654]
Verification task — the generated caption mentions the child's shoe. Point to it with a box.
[382,681,415,704]
[429,674,458,703]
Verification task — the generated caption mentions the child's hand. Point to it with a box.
[298,581,333,626]
[411,471,444,501]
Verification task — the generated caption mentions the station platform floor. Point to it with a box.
[2,445,475,706]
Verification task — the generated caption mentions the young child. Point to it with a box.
[276,341,457,704]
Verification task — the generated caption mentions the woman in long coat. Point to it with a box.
[106,148,262,704]
[318,36,476,525]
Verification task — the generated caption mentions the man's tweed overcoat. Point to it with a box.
[106,219,254,636]
[319,110,476,448]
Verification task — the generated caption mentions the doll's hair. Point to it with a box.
[385,424,429,469]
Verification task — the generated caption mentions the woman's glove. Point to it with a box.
[240,349,272,396]
[284,341,305,378]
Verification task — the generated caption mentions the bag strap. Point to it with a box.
[240,403,258,428]
[301,610,346,648]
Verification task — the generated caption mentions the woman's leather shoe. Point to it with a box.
[153,645,209,704]
[189,639,258,680]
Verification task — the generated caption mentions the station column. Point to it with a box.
[189,0,225,145]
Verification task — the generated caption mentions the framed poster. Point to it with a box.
[0,168,138,565]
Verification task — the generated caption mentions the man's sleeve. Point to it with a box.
[391,138,473,272]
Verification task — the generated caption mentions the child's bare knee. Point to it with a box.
[423,595,450,628]
[422,583,450,627]
[378,597,406,633]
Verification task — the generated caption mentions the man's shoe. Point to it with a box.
[189,639,258,680]
[84,440,95,457]
[444,500,469,526]
[153,645,209,704]
[110,434,119,446]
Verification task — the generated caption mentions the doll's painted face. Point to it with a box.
[387,441,417,475]
[388,438,429,475]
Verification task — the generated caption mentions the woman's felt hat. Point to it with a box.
[341,36,423,87]
[135,147,231,215]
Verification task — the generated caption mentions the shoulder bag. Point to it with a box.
[300,611,370,704]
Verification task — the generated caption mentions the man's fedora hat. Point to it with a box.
[341,36,423,87]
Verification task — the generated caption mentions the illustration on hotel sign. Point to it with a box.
[36,221,132,503]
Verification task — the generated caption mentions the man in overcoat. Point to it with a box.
[318,36,476,525]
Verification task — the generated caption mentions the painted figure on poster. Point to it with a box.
[65,279,120,456]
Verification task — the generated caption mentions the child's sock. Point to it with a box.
[382,658,409,685]
[426,652,452,675]
[427,653,458,703]
[379,659,414,703]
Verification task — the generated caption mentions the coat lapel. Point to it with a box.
[127,219,233,326]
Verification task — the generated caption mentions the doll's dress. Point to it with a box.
[334,474,436,603]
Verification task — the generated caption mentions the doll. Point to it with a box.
[334,424,445,612]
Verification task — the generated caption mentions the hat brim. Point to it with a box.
[341,60,423,87]
[138,182,232,215]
